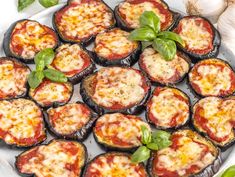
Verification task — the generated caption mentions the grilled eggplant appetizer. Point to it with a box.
[93,28,141,66]
[192,97,235,150]
[114,0,180,31]
[188,58,235,97]
[45,102,98,141]
[0,98,46,147]
[53,0,116,45]
[173,16,221,62]
[49,44,95,84]
[83,152,148,177]
[29,79,73,108]
[139,48,191,85]
[16,139,87,177]
[147,129,221,177]
[3,19,58,63]
[146,87,190,130]
[93,113,150,151]
[80,67,151,115]
[0,57,30,100]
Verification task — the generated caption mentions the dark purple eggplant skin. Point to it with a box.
[44,101,98,141]
[52,0,116,46]
[80,68,151,115]
[15,139,87,177]
[146,86,191,131]
[172,16,221,63]
[82,152,149,177]
[114,0,181,32]
[0,57,31,100]
[3,19,59,64]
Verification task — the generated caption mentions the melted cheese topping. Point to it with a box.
[141,48,189,84]
[94,28,138,60]
[55,1,115,42]
[92,67,146,108]
[47,103,91,135]
[18,140,86,177]
[84,153,147,177]
[94,113,150,147]
[149,87,189,128]
[0,99,45,146]
[118,0,171,29]
[29,81,72,107]
[154,130,217,176]
[0,60,30,99]
[10,20,57,59]
[189,59,235,96]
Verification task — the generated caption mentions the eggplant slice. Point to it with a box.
[173,16,221,62]
[0,98,46,148]
[93,113,150,151]
[188,58,235,97]
[139,48,191,85]
[29,79,73,108]
[49,44,95,84]
[45,102,98,141]
[3,19,59,63]
[147,129,222,177]
[92,28,141,66]
[146,87,190,130]
[53,0,116,45]
[192,97,235,150]
[114,0,180,31]
[0,57,30,100]
[83,152,148,177]
[80,67,151,115]
[15,139,87,177]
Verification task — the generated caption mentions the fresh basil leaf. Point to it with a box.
[129,27,156,41]
[44,69,67,83]
[34,48,55,67]
[158,31,185,47]
[28,71,43,89]
[146,143,158,150]
[152,38,176,61]
[36,59,45,71]
[131,146,150,163]
[141,41,153,50]
[39,0,59,8]
[141,125,151,145]
[222,165,235,177]
[140,11,160,33]
[152,130,172,150]
[18,0,35,11]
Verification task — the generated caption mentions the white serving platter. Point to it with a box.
[0,1,234,176]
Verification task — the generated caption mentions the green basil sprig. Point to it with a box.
[222,165,235,177]
[39,0,59,8]
[129,11,185,61]
[28,48,67,89]
[18,0,58,11]
[131,125,171,163]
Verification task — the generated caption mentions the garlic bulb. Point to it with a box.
[185,0,227,23]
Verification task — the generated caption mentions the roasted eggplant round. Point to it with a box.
[92,28,141,66]
[147,129,222,177]
[139,48,191,85]
[0,98,46,148]
[188,58,235,97]
[53,0,116,45]
[80,67,151,115]
[29,79,73,108]
[3,19,59,63]
[93,113,150,151]
[192,97,235,150]
[49,44,95,84]
[0,57,30,100]
[45,102,98,141]
[173,16,221,62]
[83,152,149,177]
[15,139,87,177]
[146,87,190,130]
[114,0,180,31]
